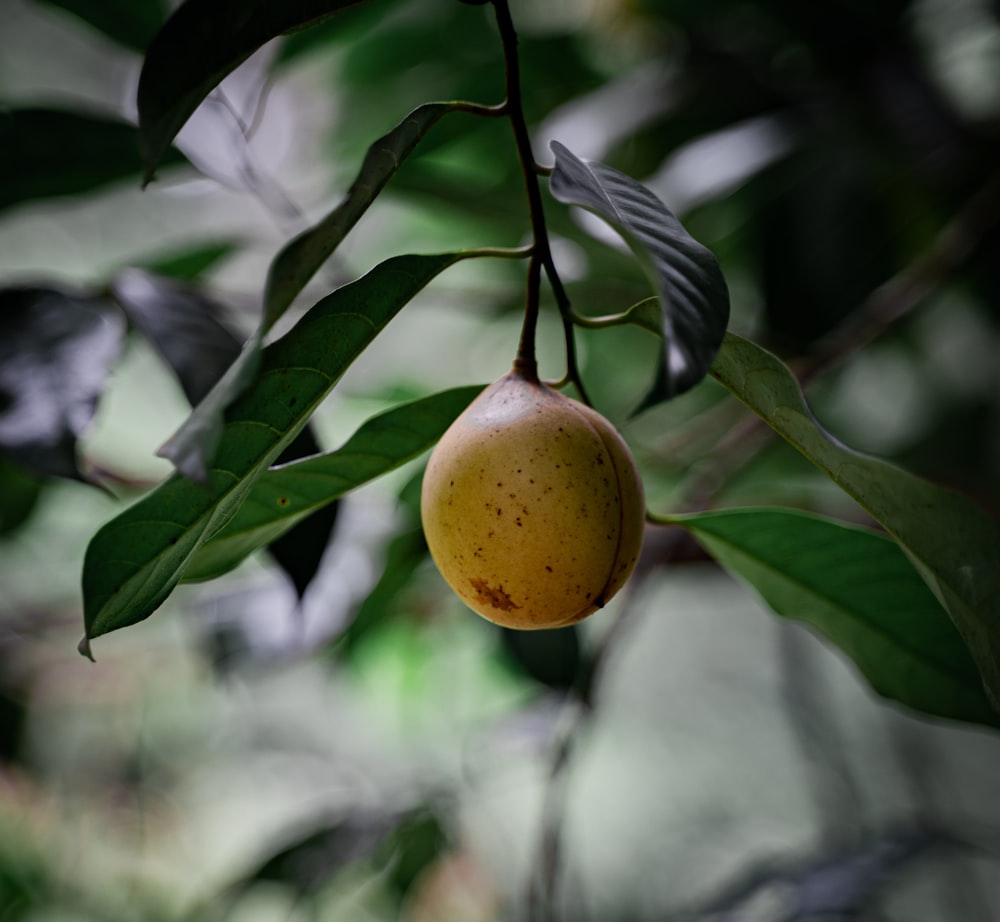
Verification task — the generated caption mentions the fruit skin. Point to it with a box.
[421,367,645,630]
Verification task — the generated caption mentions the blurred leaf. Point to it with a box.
[273,0,404,67]
[137,0,375,180]
[500,625,582,692]
[184,385,481,582]
[549,141,730,399]
[139,240,239,280]
[111,269,242,405]
[379,809,449,898]
[0,455,43,536]
[264,102,462,328]
[669,507,1000,728]
[0,288,125,480]
[82,252,469,650]
[335,525,427,656]
[0,109,186,214]
[759,144,897,349]
[35,0,166,52]
[710,333,1000,713]
[231,809,398,898]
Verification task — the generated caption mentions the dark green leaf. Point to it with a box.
[669,507,1000,728]
[111,270,242,405]
[549,141,729,399]
[137,0,375,180]
[81,252,467,650]
[35,0,166,52]
[264,102,458,329]
[155,334,262,483]
[0,454,44,536]
[155,98,467,481]
[0,109,187,214]
[139,240,239,280]
[0,287,125,480]
[265,426,339,599]
[183,385,482,582]
[710,333,1000,713]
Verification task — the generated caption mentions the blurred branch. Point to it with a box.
[799,168,1000,386]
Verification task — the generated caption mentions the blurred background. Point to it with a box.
[1,0,1000,919]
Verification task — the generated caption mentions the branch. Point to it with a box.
[490,0,588,399]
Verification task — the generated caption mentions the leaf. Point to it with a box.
[158,101,458,482]
[0,454,43,536]
[710,333,1000,713]
[81,252,466,651]
[35,0,166,52]
[265,425,340,598]
[111,269,242,405]
[139,240,239,280]
[183,385,482,582]
[668,507,1000,728]
[264,101,457,329]
[137,0,374,180]
[0,108,186,214]
[0,287,125,480]
[548,141,729,399]
[156,333,263,483]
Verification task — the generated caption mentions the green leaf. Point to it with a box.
[668,507,1000,729]
[183,385,482,581]
[157,101,468,482]
[0,454,44,536]
[156,333,263,483]
[81,252,465,651]
[0,108,186,214]
[549,141,729,399]
[35,0,166,52]
[264,101,458,330]
[139,240,239,280]
[137,0,374,181]
[710,333,1000,713]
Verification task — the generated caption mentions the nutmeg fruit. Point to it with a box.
[421,367,645,629]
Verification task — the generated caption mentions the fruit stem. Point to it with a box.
[514,254,542,381]
[491,0,567,386]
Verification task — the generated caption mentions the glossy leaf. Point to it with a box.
[0,109,186,214]
[111,269,242,405]
[549,141,729,399]
[264,102,458,328]
[0,288,125,480]
[710,333,1000,712]
[183,385,482,582]
[81,252,465,651]
[137,0,373,180]
[669,507,999,728]
[35,0,166,52]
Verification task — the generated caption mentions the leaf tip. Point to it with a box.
[78,634,95,661]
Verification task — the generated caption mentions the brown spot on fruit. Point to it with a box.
[469,578,519,612]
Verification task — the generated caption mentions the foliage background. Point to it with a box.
[1,0,1000,919]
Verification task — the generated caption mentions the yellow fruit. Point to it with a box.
[421,366,645,629]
